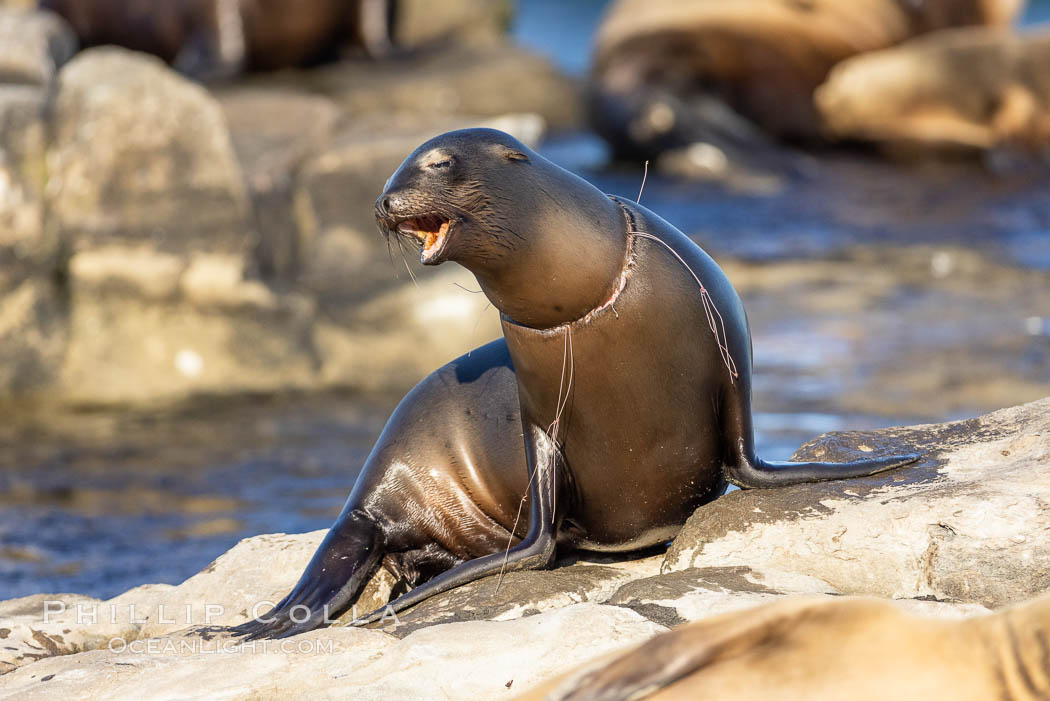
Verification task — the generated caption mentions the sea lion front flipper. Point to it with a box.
[228,509,383,640]
[352,424,563,626]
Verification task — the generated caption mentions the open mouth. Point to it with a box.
[396,214,453,265]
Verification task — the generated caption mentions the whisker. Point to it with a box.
[394,235,420,288]
[637,160,649,204]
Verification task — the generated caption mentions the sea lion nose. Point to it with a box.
[377,195,392,215]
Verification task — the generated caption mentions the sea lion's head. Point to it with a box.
[376,128,627,328]
[375,128,536,268]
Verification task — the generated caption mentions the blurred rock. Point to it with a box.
[0,86,65,395]
[0,86,49,286]
[589,0,1023,160]
[58,283,318,405]
[817,27,1050,160]
[665,396,1050,609]
[298,43,580,129]
[48,47,253,257]
[0,7,77,85]
[0,277,67,395]
[217,88,342,283]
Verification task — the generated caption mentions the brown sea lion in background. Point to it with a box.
[229,128,918,639]
[38,0,394,80]
[516,593,1050,701]
[817,27,1050,157]
[589,0,1025,159]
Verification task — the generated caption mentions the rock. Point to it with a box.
[0,604,663,700]
[296,43,580,129]
[0,585,174,675]
[40,48,347,405]
[57,284,318,405]
[0,86,65,395]
[0,86,50,287]
[588,0,1023,158]
[606,566,988,626]
[216,88,342,283]
[375,564,638,638]
[664,397,1050,609]
[0,278,67,394]
[47,47,253,257]
[816,27,1050,159]
[0,7,77,85]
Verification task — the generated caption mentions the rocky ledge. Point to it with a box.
[0,397,1046,698]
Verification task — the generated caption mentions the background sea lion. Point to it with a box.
[588,0,1025,159]
[231,128,918,639]
[816,26,1050,157]
[515,593,1050,701]
[39,0,394,79]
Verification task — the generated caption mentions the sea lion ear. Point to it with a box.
[500,147,531,163]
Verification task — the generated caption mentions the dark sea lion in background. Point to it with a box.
[515,593,1050,701]
[38,0,394,80]
[588,0,1025,159]
[231,128,918,639]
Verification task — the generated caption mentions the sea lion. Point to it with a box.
[231,128,918,639]
[589,0,1025,158]
[38,0,394,80]
[816,27,1050,157]
[515,593,1050,701]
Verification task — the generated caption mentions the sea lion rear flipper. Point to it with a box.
[228,509,383,640]
[721,391,920,488]
[726,451,921,488]
[352,424,564,626]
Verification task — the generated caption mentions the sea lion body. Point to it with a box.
[589,0,1025,158]
[500,201,742,550]
[349,340,530,580]
[39,0,393,79]
[817,27,1050,156]
[232,129,917,639]
[516,593,1050,701]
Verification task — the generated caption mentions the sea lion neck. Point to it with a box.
[468,168,630,330]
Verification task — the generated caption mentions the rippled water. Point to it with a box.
[1,1,1048,602]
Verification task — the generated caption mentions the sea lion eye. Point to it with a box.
[427,159,454,170]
